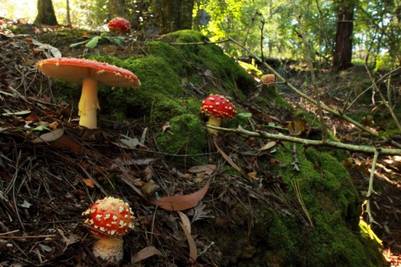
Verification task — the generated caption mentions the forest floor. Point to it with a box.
[1,21,401,266]
[284,64,401,266]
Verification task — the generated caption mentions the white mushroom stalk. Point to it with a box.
[82,196,135,263]
[79,78,100,129]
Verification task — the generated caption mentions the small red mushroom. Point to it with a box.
[107,17,131,34]
[82,196,135,263]
[200,94,236,135]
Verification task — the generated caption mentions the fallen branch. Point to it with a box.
[228,37,379,137]
[365,150,379,224]
[207,125,401,155]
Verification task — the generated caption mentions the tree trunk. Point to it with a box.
[108,0,127,18]
[333,0,355,70]
[66,0,71,26]
[34,0,58,25]
[153,0,195,34]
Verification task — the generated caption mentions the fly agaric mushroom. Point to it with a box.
[36,57,140,129]
[82,196,135,263]
[108,17,131,34]
[200,94,236,135]
[260,74,276,86]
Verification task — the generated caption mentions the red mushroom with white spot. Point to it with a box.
[36,57,140,129]
[82,196,135,263]
[200,94,236,135]
[107,17,131,34]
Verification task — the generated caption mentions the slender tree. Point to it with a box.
[66,0,71,26]
[108,0,127,18]
[153,0,195,33]
[34,0,58,25]
[333,0,356,70]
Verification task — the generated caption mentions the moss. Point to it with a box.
[156,114,207,165]
[86,30,257,156]
[250,144,385,266]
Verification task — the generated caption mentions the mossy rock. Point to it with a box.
[205,145,385,266]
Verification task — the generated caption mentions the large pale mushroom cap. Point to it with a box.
[37,57,140,88]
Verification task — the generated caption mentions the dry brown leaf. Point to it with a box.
[132,246,162,263]
[259,141,277,151]
[178,211,197,263]
[32,128,64,143]
[152,181,209,211]
[188,164,216,175]
[48,121,59,130]
[82,178,95,188]
[51,135,82,154]
[287,119,309,136]
[141,180,159,195]
[247,171,259,180]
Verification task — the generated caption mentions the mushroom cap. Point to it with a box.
[260,74,276,85]
[200,94,236,118]
[108,17,131,33]
[82,196,135,238]
[36,57,140,88]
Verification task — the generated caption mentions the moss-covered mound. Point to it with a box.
[49,30,385,266]
[86,30,255,159]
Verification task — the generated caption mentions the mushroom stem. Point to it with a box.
[78,78,99,129]
[207,116,221,135]
[93,237,124,263]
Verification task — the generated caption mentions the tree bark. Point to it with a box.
[153,0,195,34]
[108,0,127,18]
[66,0,71,26]
[333,0,355,70]
[34,0,58,25]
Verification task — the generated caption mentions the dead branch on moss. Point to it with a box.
[207,125,401,155]
[228,37,380,137]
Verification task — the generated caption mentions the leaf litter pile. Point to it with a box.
[2,30,401,266]
[0,33,296,266]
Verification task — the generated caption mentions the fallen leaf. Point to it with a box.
[48,121,59,129]
[19,200,32,208]
[141,180,159,195]
[112,134,140,149]
[51,135,82,154]
[287,119,309,136]
[24,113,39,123]
[259,141,277,151]
[178,211,197,263]
[32,128,64,143]
[82,178,95,188]
[187,164,216,175]
[152,181,209,211]
[132,246,162,263]
[247,171,259,180]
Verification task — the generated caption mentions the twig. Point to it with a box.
[345,66,401,112]
[169,39,230,46]
[292,180,313,227]
[228,37,379,137]
[291,144,300,171]
[364,64,401,133]
[208,125,401,155]
[365,150,379,224]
